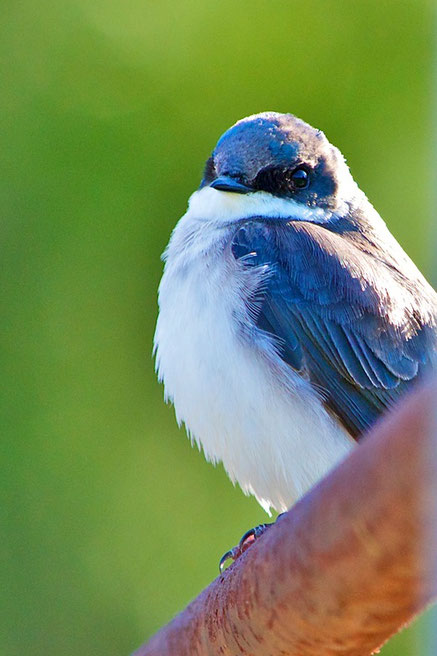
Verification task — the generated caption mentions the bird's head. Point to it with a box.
[192,112,362,224]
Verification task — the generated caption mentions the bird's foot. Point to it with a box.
[219,523,272,572]
[219,513,286,573]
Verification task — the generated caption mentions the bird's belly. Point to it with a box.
[155,249,354,513]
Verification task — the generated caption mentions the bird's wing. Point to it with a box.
[231,219,437,439]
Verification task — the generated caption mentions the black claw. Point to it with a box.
[238,523,272,547]
[218,514,288,573]
[238,527,255,547]
[219,521,277,572]
[219,549,235,573]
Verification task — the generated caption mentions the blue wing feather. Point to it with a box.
[231,219,437,439]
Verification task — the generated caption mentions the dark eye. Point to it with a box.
[290,167,309,189]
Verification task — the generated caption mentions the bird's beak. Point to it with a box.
[210,176,252,194]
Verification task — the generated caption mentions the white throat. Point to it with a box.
[185,179,360,227]
[186,186,332,225]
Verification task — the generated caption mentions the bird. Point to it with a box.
[153,112,437,557]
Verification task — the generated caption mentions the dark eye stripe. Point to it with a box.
[202,156,216,184]
[254,165,310,195]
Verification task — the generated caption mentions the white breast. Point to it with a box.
[154,195,355,514]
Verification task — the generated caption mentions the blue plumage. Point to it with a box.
[231,218,437,438]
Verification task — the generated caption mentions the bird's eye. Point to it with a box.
[290,167,309,189]
[253,165,310,195]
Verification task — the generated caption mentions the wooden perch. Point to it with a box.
[134,380,437,656]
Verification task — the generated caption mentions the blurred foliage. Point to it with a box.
[1,1,436,654]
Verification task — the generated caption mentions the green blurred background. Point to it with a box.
[1,1,436,654]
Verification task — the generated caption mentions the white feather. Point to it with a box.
[154,189,355,513]
[187,184,357,226]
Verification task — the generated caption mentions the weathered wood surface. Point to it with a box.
[134,380,437,656]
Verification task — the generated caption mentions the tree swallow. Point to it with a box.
[154,112,437,517]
